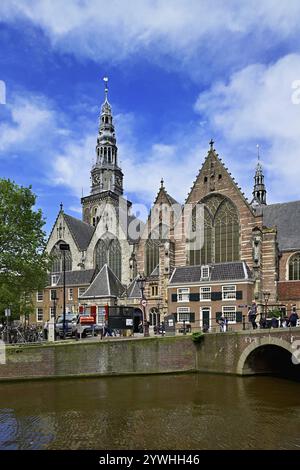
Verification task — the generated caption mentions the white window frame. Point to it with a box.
[177,306,191,322]
[222,284,236,300]
[49,289,57,301]
[201,265,210,280]
[36,291,43,302]
[49,307,55,318]
[36,308,43,322]
[222,305,236,324]
[68,288,74,301]
[97,306,106,326]
[78,287,86,297]
[200,286,211,301]
[177,287,190,302]
[51,274,60,286]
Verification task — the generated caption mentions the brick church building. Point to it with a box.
[33,83,300,331]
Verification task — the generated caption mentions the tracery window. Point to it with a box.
[50,244,72,273]
[94,233,122,280]
[145,224,168,276]
[189,195,239,265]
[288,253,300,280]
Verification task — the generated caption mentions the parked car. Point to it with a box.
[55,314,77,339]
[73,314,103,338]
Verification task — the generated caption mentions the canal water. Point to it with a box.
[0,373,299,450]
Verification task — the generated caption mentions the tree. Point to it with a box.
[0,179,50,319]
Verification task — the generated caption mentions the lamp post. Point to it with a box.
[137,273,149,337]
[263,291,270,326]
[59,243,70,339]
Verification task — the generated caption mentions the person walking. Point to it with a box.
[43,319,49,340]
[289,307,299,327]
[217,314,226,332]
[248,301,258,329]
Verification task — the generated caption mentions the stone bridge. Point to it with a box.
[197,327,300,378]
[0,329,300,382]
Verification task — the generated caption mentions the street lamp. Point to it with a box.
[263,291,270,324]
[59,243,70,339]
[137,272,149,337]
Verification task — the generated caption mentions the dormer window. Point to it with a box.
[51,274,60,286]
[201,265,210,280]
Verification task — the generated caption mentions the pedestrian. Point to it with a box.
[248,301,258,329]
[217,314,226,332]
[43,319,49,340]
[289,307,298,327]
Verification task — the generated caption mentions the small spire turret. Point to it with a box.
[251,144,266,207]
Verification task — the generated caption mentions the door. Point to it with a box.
[200,307,211,331]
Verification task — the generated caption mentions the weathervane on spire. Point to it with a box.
[103,76,108,99]
[256,144,260,161]
[209,139,214,150]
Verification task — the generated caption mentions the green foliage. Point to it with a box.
[270,308,282,318]
[0,179,50,319]
[192,331,204,343]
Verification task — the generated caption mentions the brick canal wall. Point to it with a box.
[0,337,197,382]
[0,329,299,382]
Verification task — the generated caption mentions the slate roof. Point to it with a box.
[46,269,95,287]
[169,261,252,284]
[80,264,125,298]
[64,214,95,251]
[149,264,159,277]
[126,277,142,299]
[263,201,300,251]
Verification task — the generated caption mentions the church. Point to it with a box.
[33,82,300,332]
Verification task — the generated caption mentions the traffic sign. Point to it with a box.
[141,299,147,307]
[4,308,11,317]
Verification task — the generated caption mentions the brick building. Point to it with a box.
[32,83,300,330]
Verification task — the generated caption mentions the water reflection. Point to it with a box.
[0,374,299,449]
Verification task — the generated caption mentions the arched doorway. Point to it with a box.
[237,340,300,380]
[133,308,143,333]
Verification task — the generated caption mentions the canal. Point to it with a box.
[0,373,299,450]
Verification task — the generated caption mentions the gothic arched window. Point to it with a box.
[94,234,122,280]
[145,238,160,276]
[50,244,72,273]
[288,253,300,280]
[189,195,240,265]
[145,224,168,276]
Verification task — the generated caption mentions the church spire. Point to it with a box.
[90,77,123,196]
[252,145,266,206]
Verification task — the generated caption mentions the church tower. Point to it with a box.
[81,78,130,226]
[251,146,267,207]
[91,77,123,196]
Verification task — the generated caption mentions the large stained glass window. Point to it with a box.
[50,244,72,272]
[145,224,168,276]
[189,195,240,265]
[288,253,300,280]
[94,233,122,280]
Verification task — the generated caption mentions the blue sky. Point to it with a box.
[1,0,300,233]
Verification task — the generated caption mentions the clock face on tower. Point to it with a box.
[92,174,100,185]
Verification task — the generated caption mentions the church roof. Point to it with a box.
[46,269,95,287]
[126,277,142,299]
[80,264,125,298]
[149,265,159,277]
[64,214,95,251]
[169,261,252,285]
[263,201,300,251]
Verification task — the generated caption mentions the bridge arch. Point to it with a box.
[237,337,300,379]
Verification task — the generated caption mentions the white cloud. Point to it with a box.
[0,95,57,152]
[195,53,300,202]
[2,0,300,68]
